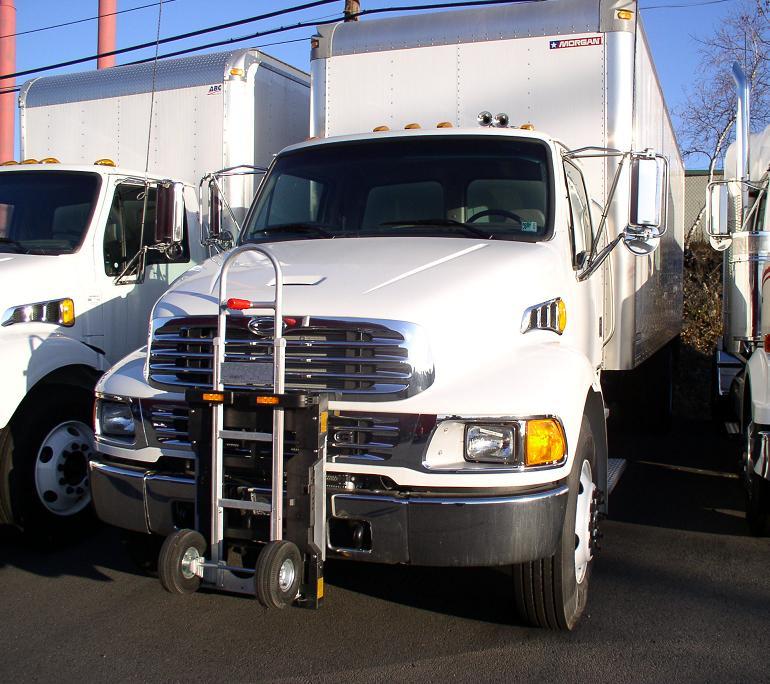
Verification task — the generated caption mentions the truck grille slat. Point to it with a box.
[148,315,433,401]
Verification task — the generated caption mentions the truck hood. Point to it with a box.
[154,237,564,328]
[0,252,88,322]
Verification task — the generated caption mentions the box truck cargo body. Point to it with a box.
[91,1,683,628]
[0,49,309,536]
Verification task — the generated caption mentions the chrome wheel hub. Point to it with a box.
[34,420,94,516]
[278,557,296,593]
[574,459,596,585]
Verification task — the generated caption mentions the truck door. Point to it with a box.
[564,160,604,368]
[98,181,192,364]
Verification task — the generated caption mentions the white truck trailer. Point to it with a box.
[0,48,309,536]
[90,0,683,628]
[706,64,770,535]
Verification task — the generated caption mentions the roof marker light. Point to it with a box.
[40,157,60,164]
[477,111,493,127]
[617,9,634,20]
[519,123,535,131]
[437,121,453,128]
[404,123,421,129]
[94,158,116,167]
[373,125,390,132]
[0,160,17,165]
[21,159,38,164]
[229,67,244,77]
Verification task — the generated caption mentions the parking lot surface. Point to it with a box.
[1,419,769,682]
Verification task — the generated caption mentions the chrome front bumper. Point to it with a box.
[90,458,569,567]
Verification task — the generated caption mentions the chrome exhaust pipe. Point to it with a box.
[731,62,750,186]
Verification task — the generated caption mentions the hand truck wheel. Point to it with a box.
[158,529,206,594]
[255,540,302,609]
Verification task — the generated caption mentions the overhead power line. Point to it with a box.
[0,0,180,40]
[0,0,340,81]
[640,0,736,9]
[1,0,536,81]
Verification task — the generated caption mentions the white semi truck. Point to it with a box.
[706,65,770,535]
[0,48,309,536]
[91,0,683,629]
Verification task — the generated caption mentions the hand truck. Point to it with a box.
[157,244,328,609]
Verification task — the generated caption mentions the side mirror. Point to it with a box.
[208,180,222,239]
[623,153,667,256]
[629,156,664,229]
[705,182,732,251]
[155,181,184,244]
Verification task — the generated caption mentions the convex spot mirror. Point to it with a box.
[705,182,732,252]
[624,154,667,255]
[155,181,185,245]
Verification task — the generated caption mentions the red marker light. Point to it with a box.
[227,298,251,311]
[283,317,297,327]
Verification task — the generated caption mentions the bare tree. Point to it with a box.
[675,1,769,244]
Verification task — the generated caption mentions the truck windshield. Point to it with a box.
[241,136,553,243]
[0,171,101,255]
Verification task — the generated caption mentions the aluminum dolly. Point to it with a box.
[157,245,328,608]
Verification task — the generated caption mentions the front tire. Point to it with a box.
[513,416,599,630]
[0,387,95,539]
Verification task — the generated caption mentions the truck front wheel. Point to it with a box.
[513,416,599,630]
[0,387,95,538]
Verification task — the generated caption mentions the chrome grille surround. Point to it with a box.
[147,315,434,402]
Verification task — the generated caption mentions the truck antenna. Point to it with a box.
[138,0,165,279]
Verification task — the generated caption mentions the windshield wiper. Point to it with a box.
[0,236,25,252]
[379,218,493,239]
[258,223,335,239]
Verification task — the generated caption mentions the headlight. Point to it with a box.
[1,298,75,327]
[463,418,567,467]
[465,424,515,464]
[98,400,135,437]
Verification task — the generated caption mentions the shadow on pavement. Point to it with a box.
[607,418,749,536]
[0,521,142,582]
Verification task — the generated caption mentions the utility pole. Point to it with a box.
[97,0,117,69]
[344,0,360,21]
[0,0,14,162]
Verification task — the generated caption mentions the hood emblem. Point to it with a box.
[247,317,285,338]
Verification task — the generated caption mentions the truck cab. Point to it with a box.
[89,0,682,629]
[0,162,204,534]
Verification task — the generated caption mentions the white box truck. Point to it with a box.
[705,64,770,535]
[0,48,309,536]
[90,0,683,628]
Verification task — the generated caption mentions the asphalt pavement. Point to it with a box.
[1,418,769,682]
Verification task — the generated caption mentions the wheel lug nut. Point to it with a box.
[66,486,74,494]
[59,478,66,485]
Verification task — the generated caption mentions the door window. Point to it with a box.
[103,184,189,277]
[564,161,594,265]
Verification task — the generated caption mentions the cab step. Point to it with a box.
[607,458,626,494]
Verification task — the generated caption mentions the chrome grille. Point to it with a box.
[148,315,433,401]
[144,402,399,462]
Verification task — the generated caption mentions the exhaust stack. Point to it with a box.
[731,62,750,212]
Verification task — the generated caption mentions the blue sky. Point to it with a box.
[9,0,750,167]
